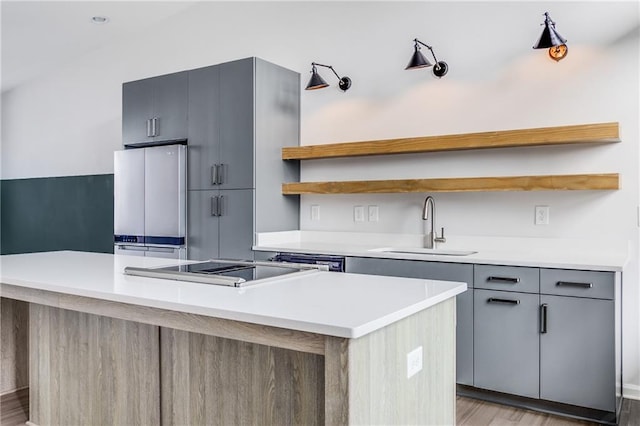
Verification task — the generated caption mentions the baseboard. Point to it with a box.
[623,383,640,401]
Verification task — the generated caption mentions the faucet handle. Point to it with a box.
[435,227,447,243]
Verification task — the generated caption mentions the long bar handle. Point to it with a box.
[152,117,158,136]
[487,276,521,284]
[487,297,520,305]
[146,119,152,137]
[556,281,593,288]
[540,303,548,334]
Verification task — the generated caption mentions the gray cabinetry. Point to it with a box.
[474,264,539,293]
[122,71,188,145]
[473,288,540,398]
[345,256,474,385]
[186,57,300,261]
[540,268,616,412]
[187,189,253,261]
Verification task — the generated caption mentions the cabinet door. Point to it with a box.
[187,65,220,190]
[218,189,254,260]
[187,190,220,261]
[122,78,154,145]
[345,257,474,385]
[152,71,188,142]
[540,295,615,411]
[218,58,254,189]
[474,289,539,398]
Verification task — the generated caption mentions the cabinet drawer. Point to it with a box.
[474,265,539,293]
[540,269,614,300]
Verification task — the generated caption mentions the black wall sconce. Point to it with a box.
[533,12,568,61]
[405,38,448,78]
[305,62,352,91]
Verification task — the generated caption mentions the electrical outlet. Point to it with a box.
[535,205,549,225]
[368,205,379,222]
[407,346,423,378]
[354,206,365,222]
[311,205,320,221]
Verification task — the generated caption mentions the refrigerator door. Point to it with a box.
[144,145,186,245]
[114,148,145,243]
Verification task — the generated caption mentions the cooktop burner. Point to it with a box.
[124,259,325,287]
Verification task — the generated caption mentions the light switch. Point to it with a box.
[311,205,320,221]
[368,205,379,222]
[354,206,365,222]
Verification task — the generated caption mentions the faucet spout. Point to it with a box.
[422,196,445,249]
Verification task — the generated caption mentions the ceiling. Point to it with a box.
[1,1,638,94]
[0,1,199,92]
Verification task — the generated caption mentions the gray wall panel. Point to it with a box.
[1,174,114,254]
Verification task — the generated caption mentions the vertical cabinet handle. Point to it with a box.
[146,119,152,137]
[210,196,219,217]
[210,196,224,217]
[152,117,159,137]
[540,303,548,334]
[217,164,224,185]
[211,165,218,185]
[217,195,224,216]
[210,164,225,185]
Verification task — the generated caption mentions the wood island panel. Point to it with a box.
[282,173,620,194]
[0,298,29,394]
[282,122,620,160]
[29,304,160,426]
[345,298,456,425]
[160,327,325,425]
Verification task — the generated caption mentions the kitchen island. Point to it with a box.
[0,251,465,425]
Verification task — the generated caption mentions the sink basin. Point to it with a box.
[368,247,477,256]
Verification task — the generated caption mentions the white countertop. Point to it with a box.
[254,231,629,272]
[0,250,466,339]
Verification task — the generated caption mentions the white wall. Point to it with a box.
[2,1,639,398]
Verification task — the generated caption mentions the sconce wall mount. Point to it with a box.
[305,62,352,91]
[405,38,449,78]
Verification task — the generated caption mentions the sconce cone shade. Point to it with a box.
[405,47,433,70]
[533,13,567,49]
[305,70,329,90]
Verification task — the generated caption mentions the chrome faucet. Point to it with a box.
[422,196,446,249]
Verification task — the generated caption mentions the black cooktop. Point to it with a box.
[124,259,323,287]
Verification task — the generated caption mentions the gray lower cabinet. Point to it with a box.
[539,294,615,411]
[473,289,540,398]
[539,268,617,412]
[187,189,254,261]
[345,257,474,385]
[122,71,188,145]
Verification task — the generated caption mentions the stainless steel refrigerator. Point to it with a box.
[114,144,187,259]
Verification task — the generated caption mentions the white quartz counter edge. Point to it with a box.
[253,232,629,271]
[0,251,466,339]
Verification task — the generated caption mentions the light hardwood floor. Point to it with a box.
[2,391,638,425]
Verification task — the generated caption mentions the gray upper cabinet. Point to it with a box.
[186,57,300,261]
[122,71,188,145]
[345,257,474,386]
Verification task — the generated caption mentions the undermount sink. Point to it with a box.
[368,247,478,256]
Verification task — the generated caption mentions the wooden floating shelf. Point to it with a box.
[282,174,620,195]
[282,122,620,160]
